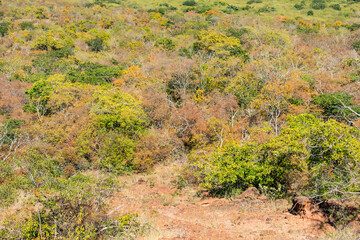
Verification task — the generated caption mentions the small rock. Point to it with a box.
[260,230,276,236]
[237,187,260,199]
[258,195,267,201]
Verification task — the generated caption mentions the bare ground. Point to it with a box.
[108,164,338,240]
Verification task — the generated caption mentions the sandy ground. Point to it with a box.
[108,164,336,240]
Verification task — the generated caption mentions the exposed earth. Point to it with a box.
[107,164,354,240]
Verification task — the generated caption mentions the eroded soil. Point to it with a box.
[108,164,336,240]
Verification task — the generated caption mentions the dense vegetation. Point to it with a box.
[0,0,360,238]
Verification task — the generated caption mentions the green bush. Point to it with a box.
[247,0,262,4]
[192,114,360,199]
[352,41,360,51]
[0,22,9,37]
[307,10,314,16]
[76,89,147,174]
[91,90,147,133]
[34,7,48,19]
[183,0,197,6]
[86,36,106,52]
[258,5,276,13]
[32,32,74,51]
[312,92,360,121]
[155,37,176,51]
[24,80,53,117]
[30,47,74,76]
[226,27,250,42]
[347,23,360,31]
[330,4,341,10]
[193,31,249,60]
[99,133,136,173]
[294,3,304,10]
[19,21,35,30]
[310,0,326,10]
[192,142,274,196]
[66,62,122,85]
[0,170,144,239]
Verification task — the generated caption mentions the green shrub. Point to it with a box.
[307,10,314,16]
[258,5,276,13]
[0,22,9,37]
[183,0,197,6]
[225,4,239,13]
[193,31,248,60]
[86,36,106,52]
[330,4,341,10]
[98,133,136,173]
[91,90,147,133]
[247,0,262,4]
[226,27,250,42]
[347,23,360,31]
[76,90,147,173]
[155,37,176,51]
[192,142,273,195]
[30,47,74,75]
[312,92,360,121]
[192,114,360,199]
[0,171,144,239]
[32,32,74,51]
[24,80,53,117]
[294,1,306,10]
[352,41,360,51]
[19,21,35,30]
[0,183,16,207]
[310,0,326,10]
[66,62,122,85]
[294,3,304,10]
[34,7,48,19]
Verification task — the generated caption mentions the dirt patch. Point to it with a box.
[108,165,338,240]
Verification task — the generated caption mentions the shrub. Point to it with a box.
[0,171,144,239]
[76,90,147,173]
[192,142,273,195]
[307,10,314,15]
[98,133,136,173]
[294,3,304,10]
[226,27,250,42]
[32,32,74,51]
[183,0,197,6]
[347,23,360,31]
[258,5,276,13]
[247,0,262,4]
[192,114,360,199]
[30,47,74,75]
[91,90,147,133]
[312,92,360,121]
[23,80,53,117]
[193,31,248,60]
[311,0,326,10]
[86,36,106,52]
[330,4,341,10]
[0,22,9,37]
[66,62,122,85]
[155,37,176,51]
[34,7,48,19]
[19,21,35,30]
[352,41,360,51]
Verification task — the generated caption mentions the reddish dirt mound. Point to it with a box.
[290,196,360,231]
[108,165,338,240]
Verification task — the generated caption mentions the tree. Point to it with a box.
[193,31,248,60]
[252,83,290,135]
[0,119,27,162]
[312,92,360,124]
[193,114,360,199]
